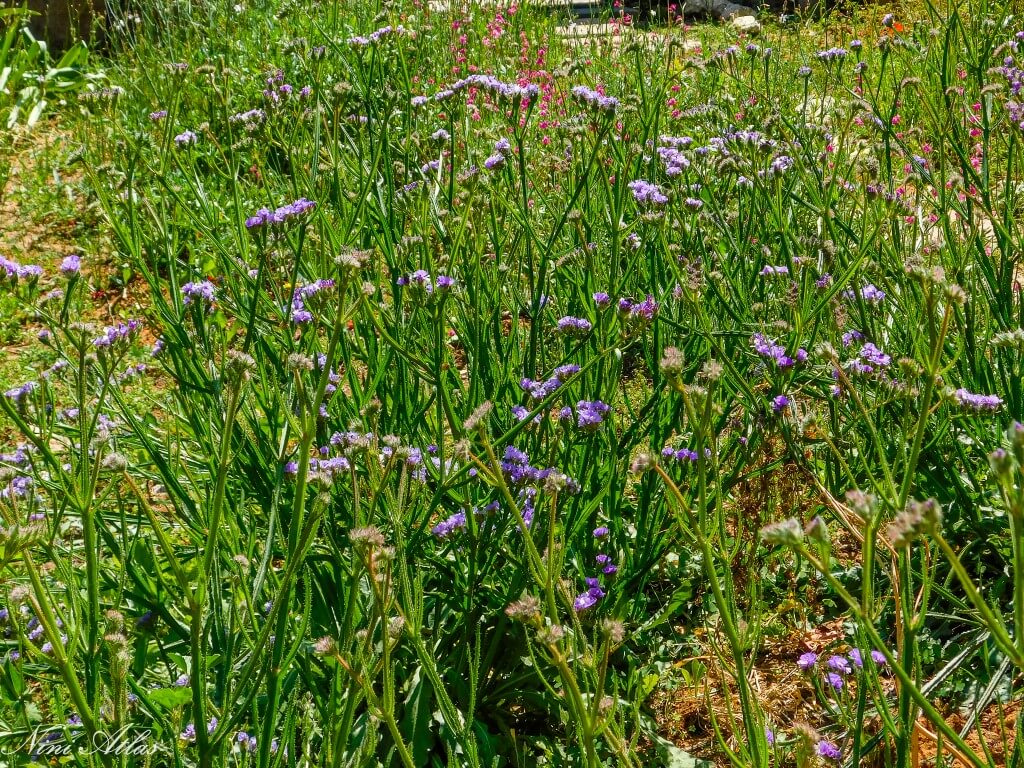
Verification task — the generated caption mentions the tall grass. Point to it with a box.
[1,0,1024,765]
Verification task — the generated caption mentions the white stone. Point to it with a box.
[732,15,761,34]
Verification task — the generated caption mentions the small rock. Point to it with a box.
[732,15,761,34]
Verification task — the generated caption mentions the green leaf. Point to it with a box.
[652,735,714,768]
[401,671,434,767]
[146,687,192,711]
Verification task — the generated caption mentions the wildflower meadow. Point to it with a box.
[1,0,1024,765]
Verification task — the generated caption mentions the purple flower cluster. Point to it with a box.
[848,341,891,374]
[174,130,197,147]
[396,270,455,296]
[0,256,43,282]
[244,198,316,231]
[751,333,807,368]
[817,741,842,761]
[347,25,408,47]
[628,179,668,206]
[576,400,610,431]
[519,364,580,400]
[60,255,81,276]
[93,320,141,348]
[570,85,619,113]
[181,280,217,307]
[229,108,266,131]
[556,316,592,337]
[3,381,36,408]
[416,74,540,107]
[954,388,1003,412]
[759,264,789,276]
[798,648,889,691]
[573,577,605,611]
[432,501,501,538]
[662,445,699,463]
[261,70,311,105]
[657,136,693,177]
[500,445,579,495]
[235,732,258,753]
[291,279,335,324]
[816,47,848,62]
[484,136,514,170]
[844,283,886,304]
[618,295,658,324]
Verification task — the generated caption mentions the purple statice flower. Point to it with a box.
[422,74,539,106]
[595,554,617,575]
[571,85,619,113]
[411,96,429,108]
[593,526,610,538]
[870,650,888,665]
[762,155,794,177]
[236,732,258,753]
[844,283,886,304]
[593,292,611,308]
[348,25,408,47]
[841,330,864,348]
[150,110,168,120]
[817,741,842,761]
[765,727,775,745]
[493,138,512,156]
[180,724,197,743]
[244,198,316,231]
[420,160,441,175]
[229,108,267,126]
[4,381,37,406]
[827,655,852,675]
[432,510,468,537]
[483,153,506,171]
[882,13,895,27]
[93,320,141,348]
[772,395,790,413]
[816,47,848,62]
[859,343,891,368]
[760,265,789,276]
[174,674,190,687]
[181,280,216,307]
[628,179,668,206]
[849,648,863,669]
[574,591,599,611]
[623,295,658,322]
[519,364,580,400]
[60,255,81,276]
[825,672,844,691]
[798,652,818,671]
[174,130,198,147]
[954,388,1003,412]
[797,65,813,77]
[430,128,450,142]
[290,279,335,324]
[511,405,542,424]
[0,256,42,281]
[576,400,611,432]
[435,275,455,291]
[556,316,592,336]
